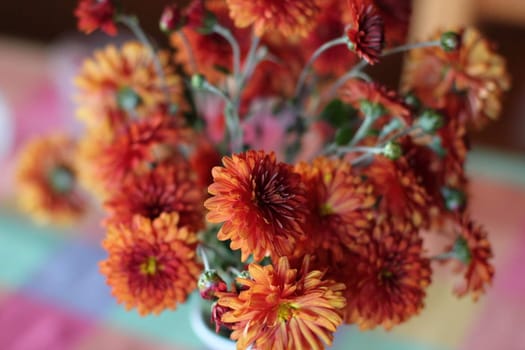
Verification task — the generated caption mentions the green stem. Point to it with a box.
[349,113,377,147]
[117,15,170,103]
[382,40,441,57]
[213,24,241,79]
[294,36,348,98]
[327,59,370,98]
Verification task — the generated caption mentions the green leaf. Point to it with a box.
[335,126,354,146]
[320,99,357,128]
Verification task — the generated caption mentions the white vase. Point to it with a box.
[189,299,237,350]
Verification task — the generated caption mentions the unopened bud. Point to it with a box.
[417,109,444,133]
[160,4,184,33]
[191,74,206,90]
[441,186,466,211]
[440,31,461,52]
[382,141,402,160]
[198,269,227,300]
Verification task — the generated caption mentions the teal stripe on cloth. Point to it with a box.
[332,327,453,350]
[0,209,63,287]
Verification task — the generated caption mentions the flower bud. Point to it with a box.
[191,74,206,90]
[198,269,227,300]
[382,141,402,160]
[440,31,461,52]
[186,0,216,34]
[417,109,444,133]
[160,4,184,33]
[441,186,466,211]
[234,270,252,292]
[211,301,233,333]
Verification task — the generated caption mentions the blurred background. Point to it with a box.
[0,0,524,349]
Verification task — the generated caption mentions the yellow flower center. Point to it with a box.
[277,302,296,323]
[140,256,159,276]
[320,203,334,216]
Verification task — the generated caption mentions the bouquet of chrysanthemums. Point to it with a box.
[15,0,509,349]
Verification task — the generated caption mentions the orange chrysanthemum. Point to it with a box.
[342,224,431,329]
[449,216,494,300]
[403,28,510,128]
[295,157,375,260]
[16,133,87,226]
[346,0,385,64]
[96,113,186,190]
[339,79,412,125]
[74,0,117,36]
[104,163,204,232]
[205,150,308,262]
[100,213,201,315]
[218,256,346,350]
[75,41,183,128]
[225,0,319,37]
[365,155,431,230]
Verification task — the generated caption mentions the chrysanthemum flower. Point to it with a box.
[225,0,319,37]
[365,155,431,230]
[104,163,204,232]
[75,41,183,128]
[74,0,117,36]
[346,1,385,64]
[100,213,201,315]
[16,133,87,226]
[339,79,412,124]
[218,256,346,350]
[205,150,308,262]
[295,157,375,261]
[449,216,494,301]
[96,113,186,191]
[402,28,510,128]
[343,223,431,329]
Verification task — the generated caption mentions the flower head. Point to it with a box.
[100,213,201,315]
[104,163,204,232]
[449,216,494,300]
[403,28,510,128]
[225,0,319,37]
[339,79,412,124]
[96,113,185,190]
[74,0,117,36]
[218,256,346,350]
[365,155,431,230]
[346,1,385,64]
[342,223,431,329]
[75,42,183,128]
[295,157,375,261]
[16,133,87,226]
[205,150,308,262]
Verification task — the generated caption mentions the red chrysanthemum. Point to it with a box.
[364,155,431,230]
[225,0,319,37]
[96,113,185,190]
[449,216,494,301]
[205,150,308,262]
[346,1,385,64]
[104,163,204,232]
[74,0,117,36]
[295,157,375,261]
[16,133,87,226]
[339,79,412,125]
[100,213,201,315]
[342,223,431,329]
[402,28,510,128]
[189,139,223,189]
[218,256,346,350]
